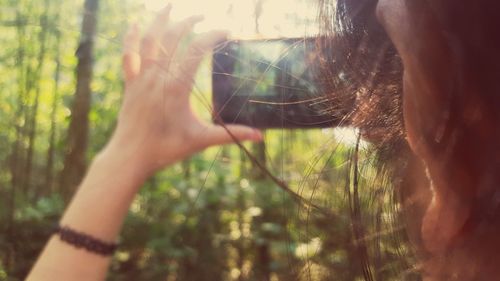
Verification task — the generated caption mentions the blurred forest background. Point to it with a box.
[0,0,419,280]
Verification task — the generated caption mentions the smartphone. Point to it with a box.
[212,38,338,129]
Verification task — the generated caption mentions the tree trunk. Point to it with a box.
[253,0,264,34]
[181,159,191,180]
[5,9,28,272]
[9,10,27,198]
[59,0,99,202]
[256,243,271,281]
[374,201,383,281]
[251,0,267,181]
[44,15,62,196]
[24,4,50,195]
[250,141,267,180]
[250,139,271,281]
[236,189,247,281]
[348,139,374,281]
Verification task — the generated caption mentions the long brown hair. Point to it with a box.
[316,0,425,279]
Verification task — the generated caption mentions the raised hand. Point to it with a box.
[106,5,263,177]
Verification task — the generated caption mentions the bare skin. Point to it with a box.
[27,6,262,281]
[377,0,500,279]
[28,2,499,280]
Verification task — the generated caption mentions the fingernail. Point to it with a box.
[158,3,172,17]
[207,30,230,43]
[213,29,230,37]
[163,4,172,18]
[191,14,205,23]
[252,129,263,141]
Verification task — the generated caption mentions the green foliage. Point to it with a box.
[0,0,418,280]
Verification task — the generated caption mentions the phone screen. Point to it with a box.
[212,38,337,129]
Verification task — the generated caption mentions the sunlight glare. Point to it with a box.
[143,0,318,37]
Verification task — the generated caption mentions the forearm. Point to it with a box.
[27,8,259,279]
[27,146,148,281]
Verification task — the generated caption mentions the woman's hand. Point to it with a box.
[105,5,262,177]
[28,7,263,281]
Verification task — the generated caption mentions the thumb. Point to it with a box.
[202,124,263,147]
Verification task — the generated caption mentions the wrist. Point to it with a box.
[97,138,154,184]
[60,145,149,241]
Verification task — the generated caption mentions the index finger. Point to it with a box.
[140,4,172,71]
[170,30,229,93]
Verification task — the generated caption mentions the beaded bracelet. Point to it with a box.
[54,225,118,256]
